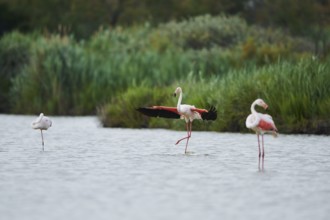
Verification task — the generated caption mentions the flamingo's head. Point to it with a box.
[255,98,268,110]
[173,87,182,97]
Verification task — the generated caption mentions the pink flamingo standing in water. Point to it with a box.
[246,99,278,158]
[31,113,52,151]
[137,87,217,154]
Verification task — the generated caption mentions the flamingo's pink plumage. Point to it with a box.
[246,99,278,157]
[137,87,217,154]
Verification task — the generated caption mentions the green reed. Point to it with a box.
[1,14,328,135]
[98,59,330,134]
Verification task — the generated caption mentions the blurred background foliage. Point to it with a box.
[1,0,329,51]
[0,0,330,133]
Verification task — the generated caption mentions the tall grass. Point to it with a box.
[1,15,329,134]
[10,35,105,114]
[0,32,32,112]
[99,59,330,134]
[214,59,330,134]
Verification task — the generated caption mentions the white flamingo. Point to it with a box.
[31,113,52,150]
[246,99,278,158]
[137,87,217,154]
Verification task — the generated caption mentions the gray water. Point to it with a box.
[0,114,330,220]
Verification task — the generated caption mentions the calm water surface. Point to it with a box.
[0,115,330,220]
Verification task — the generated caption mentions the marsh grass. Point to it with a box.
[0,32,32,112]
[10,35,104,114]
[99,59,330,134]
[1,15,329,133]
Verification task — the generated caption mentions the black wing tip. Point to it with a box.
[202,106,217,121]
[136,107,157,117]
[136,107,180,119]
[136,107,144,114]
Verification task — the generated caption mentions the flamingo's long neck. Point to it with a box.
[177,90,182,110]
[251,101,258,115]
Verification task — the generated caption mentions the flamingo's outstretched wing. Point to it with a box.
[192,106,217,121]
[136,106,180,119]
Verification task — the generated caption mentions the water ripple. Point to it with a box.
[0,115,330,220]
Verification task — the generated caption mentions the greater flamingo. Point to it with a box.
[137,87,217,154]
[246,99,278,158]
[31,113,52,150]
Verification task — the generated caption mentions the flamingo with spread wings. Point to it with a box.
[246,99,278,158]
[137,87,217,154]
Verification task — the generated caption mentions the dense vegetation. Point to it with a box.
[1,1,330,42]
[0,15,330,133]
[99,59,330,134]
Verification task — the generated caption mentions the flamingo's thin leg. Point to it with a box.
[40,130,44,151]
[262,134,265,158]
[185,121,192,154]
[189,121,192,137]
[257,133,261,157]
[176,122,191,145]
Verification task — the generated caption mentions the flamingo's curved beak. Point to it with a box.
[173,93,176,97]
[263,104,268,110]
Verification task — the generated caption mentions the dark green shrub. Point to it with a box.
[0,32,32,112]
